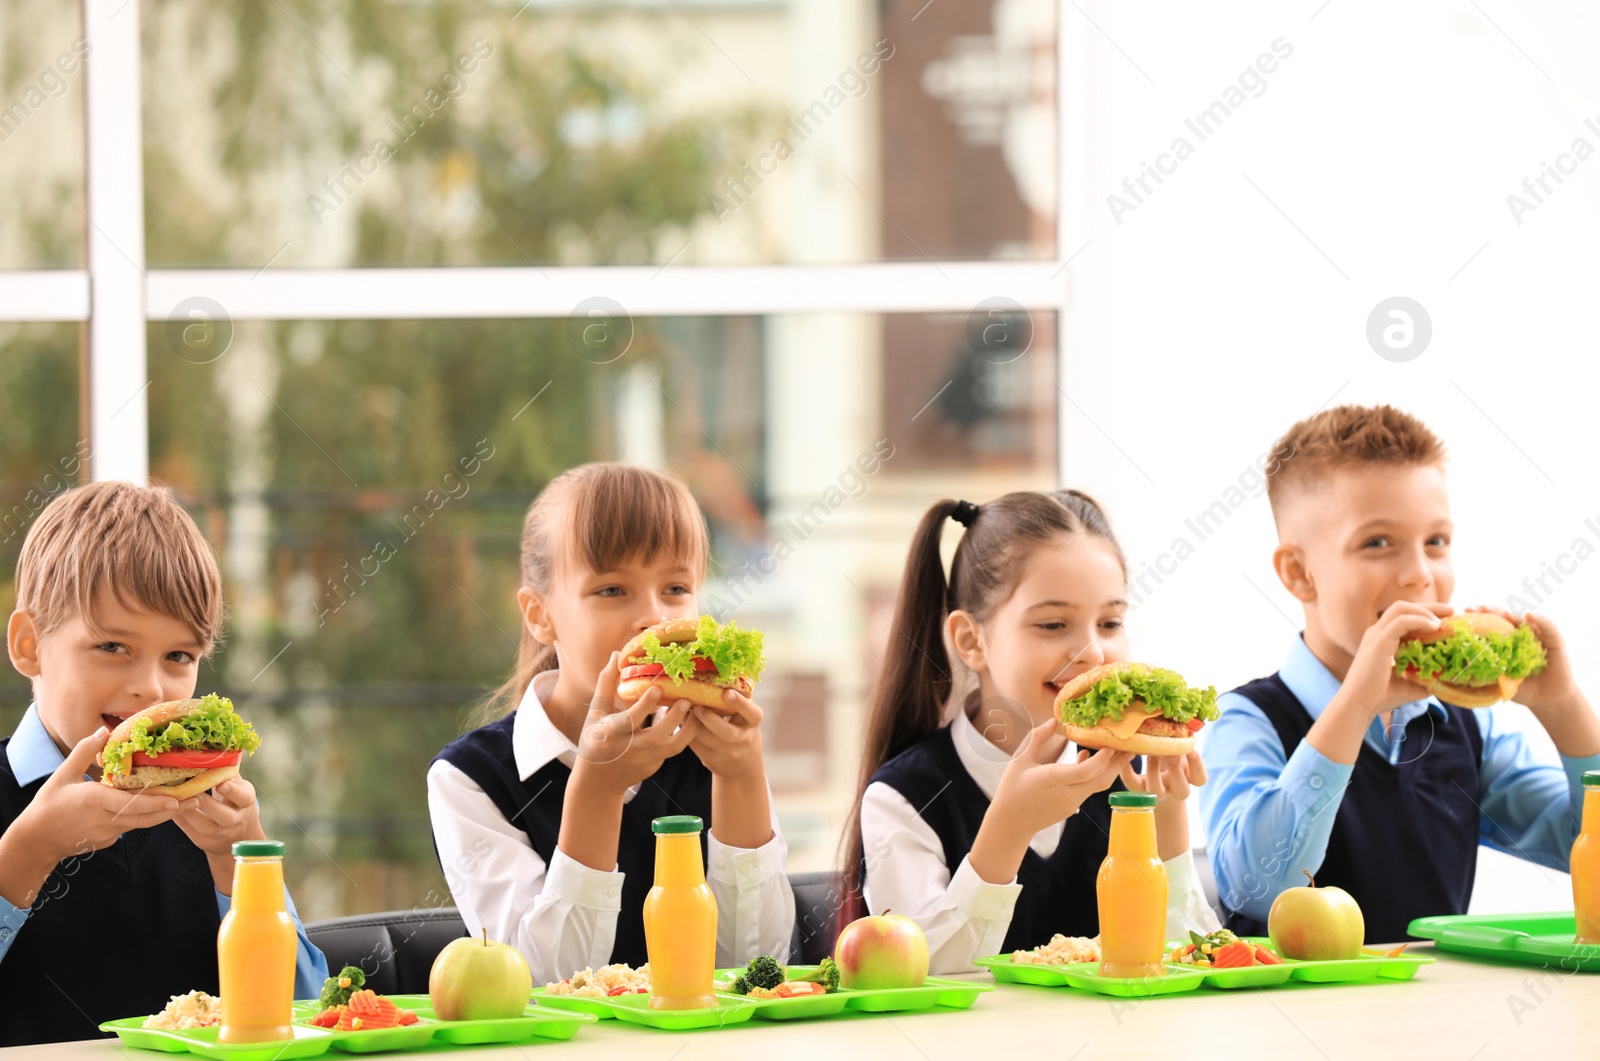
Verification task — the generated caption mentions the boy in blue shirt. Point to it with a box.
[0,482,326,1044]
[1201,404,1600,941]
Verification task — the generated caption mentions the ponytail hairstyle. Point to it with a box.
[835,489,1125,921]
[471,462,711,727]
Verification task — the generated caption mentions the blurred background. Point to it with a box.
[0,0,1594,921]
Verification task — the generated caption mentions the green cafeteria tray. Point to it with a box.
[531,988,765,1030]
[978,937,1429,992]
[1408,912,1600,971]
[532,966,990,1027]
[99,1019,334,1060]
[715,964,990,1018]
[381,995,597,1043]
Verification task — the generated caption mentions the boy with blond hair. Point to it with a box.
[0,482,326,1045]
[1201,404,1600,941]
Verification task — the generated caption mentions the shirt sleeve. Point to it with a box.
[215,888,329,1001]
[1475,708,1600,872]
[427,759,624,986]
[1163,848,1222,937]
[0,894,26,966]
[859,781,1020,975]
[1198,692,1354,924]
[706,792,795,967]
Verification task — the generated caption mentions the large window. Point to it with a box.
[0,0,1069,919]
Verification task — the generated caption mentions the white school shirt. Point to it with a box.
[427,669,796,986]
[860,697,1223,975]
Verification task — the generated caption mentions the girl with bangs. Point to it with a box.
[429,463,795,985]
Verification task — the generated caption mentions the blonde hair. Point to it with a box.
[1266,404,1446,523]
[15,481,224,652]
[479,463,711,721]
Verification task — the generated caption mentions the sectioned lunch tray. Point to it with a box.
[530,965,990,1028]
[977,937,1430,993]
[1408,912,1600,971]
[103,998,595,1057]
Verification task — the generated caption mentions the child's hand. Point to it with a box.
[1334,599,1456,718]
[1461,606,1585,713]
[971,717,1130,884]
[1463,606,1600,755]
[992,717,1131,837]
[0,728,194,908]
[571,652,701,797]
[688,690,764,782]
[1119,751,1207,805]
[174,776,266,895]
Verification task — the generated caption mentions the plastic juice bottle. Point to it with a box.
[643,815,717,1010]
[1573,771,1600,944]
[1097,792,1168,978]
[218,840,297,1043]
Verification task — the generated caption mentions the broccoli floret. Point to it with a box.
[812,958,840,992]
[742,956,785,991]
[731,976,752,995]
[317,965,366,1009]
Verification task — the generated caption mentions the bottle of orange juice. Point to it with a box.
[643,815,717,1010]
[1573,771,1600,944]
[1097,791,1168,978]
[218,840,297,1043]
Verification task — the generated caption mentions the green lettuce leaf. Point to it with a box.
[1056,664,1219,728]
[100,693,262,776]
[1392,617,1547,686]
[633,615,765,686]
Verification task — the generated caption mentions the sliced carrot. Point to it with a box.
[398,1010,419,1026]
[1211,941,1256,968]
[1252,944,1283,966]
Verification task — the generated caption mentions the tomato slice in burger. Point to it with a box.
[621,657,719,681]
[130,748,243,769]
[1186,718,1204,734]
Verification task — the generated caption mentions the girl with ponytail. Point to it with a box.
[428,463,795,985]
[841,490,1218,973]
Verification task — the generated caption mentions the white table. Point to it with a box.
[8,945,1595,1061]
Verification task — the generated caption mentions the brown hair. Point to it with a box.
[477,462,711,723]
[1266,404,1446,524]
[15,481,224,652]
[836,489,1125,921]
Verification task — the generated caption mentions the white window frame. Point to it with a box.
[3,0,1097,485]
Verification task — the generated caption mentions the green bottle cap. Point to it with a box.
[1584,770,1600,787]
[232,840,285,857]
[652,815,704,834]
[1108,792,1157,809]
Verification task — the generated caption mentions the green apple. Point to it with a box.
[1268,870,1365,961]
[429,929,533,1021]
[834,914,929,989]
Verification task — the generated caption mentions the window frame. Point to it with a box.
[1,0,1087,484]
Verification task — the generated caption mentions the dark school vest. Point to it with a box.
[432,711,714,967]
[0,739,223,1046]
[869,724,1125,953]
[1222,673,1484,942]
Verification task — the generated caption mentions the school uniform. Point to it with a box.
[1201,635,1600,942]
[860,693,1221,975]
[427,668,795,987]
[0,704,327,1046]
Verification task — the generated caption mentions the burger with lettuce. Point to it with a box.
[1054,662,1219,755]
[1393,611,1547,708]
[617,615,765,713]
[97,693,262,799]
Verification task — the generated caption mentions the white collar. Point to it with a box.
[512,669,580,781]
[512,669,641,801]
[949,692,1076,801]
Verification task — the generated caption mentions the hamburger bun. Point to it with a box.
[1402,612,1523,709]
[1055,662,1198,755]
[616,618,751,713]
[96,699,242,799]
